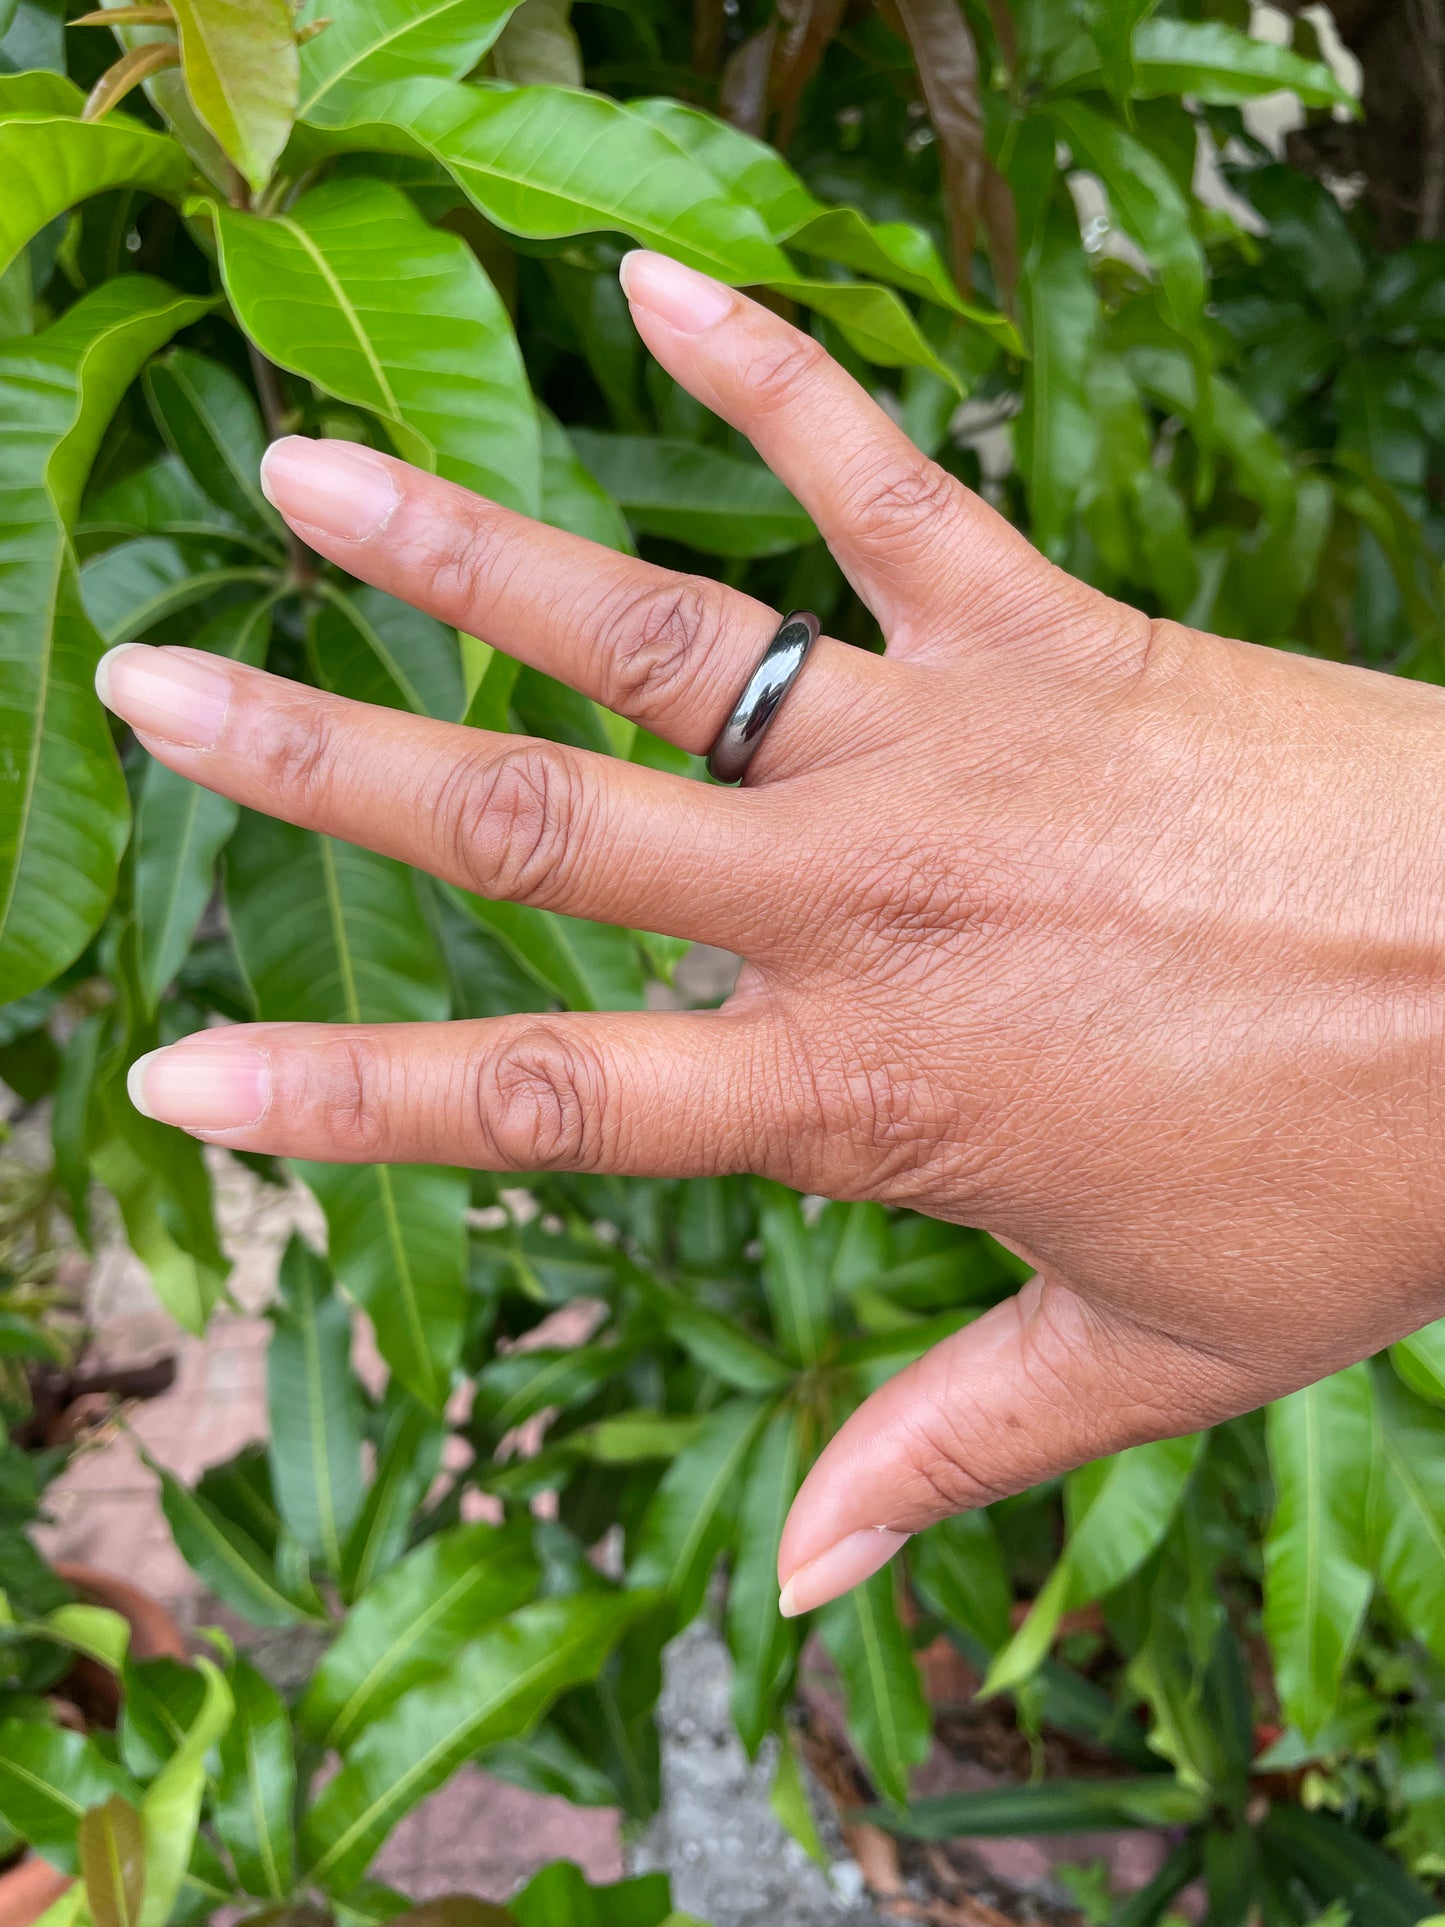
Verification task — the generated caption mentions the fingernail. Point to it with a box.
[778,1528,910,1618]
[95,643,231,749]
[619,250,734,333]
[129,1044,271,1132]
[259,436,399,542]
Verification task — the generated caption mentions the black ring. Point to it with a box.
[706,610,820,785]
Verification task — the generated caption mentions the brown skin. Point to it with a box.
[98,252,1445,1617]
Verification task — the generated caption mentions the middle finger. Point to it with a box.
[95,645,795,954]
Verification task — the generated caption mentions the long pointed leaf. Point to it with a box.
[212,1655,295,1900]
[300,1591,650,1890]
[299,1518,538,1752]
[0,278,209,998]
[816,1568,930,1806]
[225,809,464,1408]
[628,1396,769,1626]
[727,1400,802,1755]
[267,1234,366,1571]
[1263,1365,1374,1741]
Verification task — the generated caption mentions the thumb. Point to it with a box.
[776,1275,1253,1617]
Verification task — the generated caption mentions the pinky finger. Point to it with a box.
[127,1010,769,1178]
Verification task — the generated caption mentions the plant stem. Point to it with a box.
[247,339,316,589]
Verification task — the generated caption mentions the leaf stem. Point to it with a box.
[247,339,316,589]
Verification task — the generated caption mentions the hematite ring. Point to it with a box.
[706,610,820,785]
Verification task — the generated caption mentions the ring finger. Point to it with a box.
[257,436,899,780]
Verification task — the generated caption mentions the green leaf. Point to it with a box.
[758,1183,831,1368]
[310,582,464,720]
[78,1795,146,1927]
[91,1058,230,1335]
[133,595,274,1013]
[0,99,191,280]
[628,1397,769,1626]
[511,1862,674,1927]
[80,536,271,647]
[300,1591,650,1891]
[1016,202,1098,560]
[1258,1804,1436,1926]
[299,1518,539,1752]
[212,1654,295,1900]
[42,1603,131,1670]
[908,1509,1012,1654]
[876,1774,1204,1838]
[0,277,210,999]
[472,1339,637,1436]
[630,94,1017,350]
[225,809,464,1409]
[816,1568,930,1805]
[769,1728,828,1871]
[338,1394,444,1602]
[451,887,646,1013]
[1393,1318,1445,1405]
[1048,100,1205,345]
[632,1274,791,1395]
[306,79,957,383]
[985,1433,1203,1696]
[1054,18,1357,110]
[152,1452,326,1627]
[538,408,632,552]
[267,1234,366,1572]
[212,177,541,515]
[296,0,519,124]
[144,346,281,538]
[1263,1365,1374,1742]
[1370,1364,1445,1667]
[80,454,263,556]
[168,0,297,194]
[118,1656,209,1781]
[302,77,788,279]
[137,1657,232,1927]
[0,1721,137,1870]
[567,432,814,559]
[727,1401,802,1755]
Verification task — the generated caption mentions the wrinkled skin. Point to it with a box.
[98,251,1445,1616]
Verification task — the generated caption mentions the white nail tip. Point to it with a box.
[94,642,142,709]
[126,1049,160,1120]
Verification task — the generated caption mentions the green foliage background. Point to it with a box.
[1,0,1444,1921]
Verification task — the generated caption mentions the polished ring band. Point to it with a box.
[706,610,820,785]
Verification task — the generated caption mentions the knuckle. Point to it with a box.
[591,577,730,729]
[411,500,507,622]
[744,329,830,415]
[843,453,961,550]
[315,1034,392,1161]
[253,693,340,814]
[475,1026,607,1171]
[898,1413,1001,1515]
[450,741,586,906]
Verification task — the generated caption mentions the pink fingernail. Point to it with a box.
[129,1044,271,1132]
[619,250,734,333]
[259,437,399,542]
[95,644,232,749]
[778,1528,910,1618]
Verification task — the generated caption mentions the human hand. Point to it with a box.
[95,251,1445,1618]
